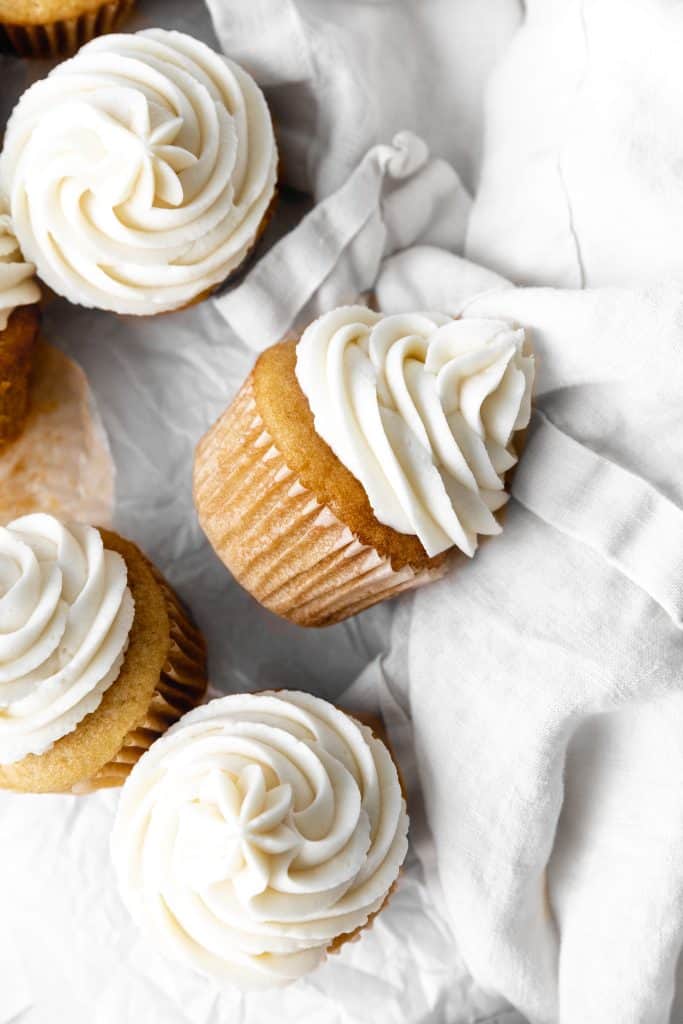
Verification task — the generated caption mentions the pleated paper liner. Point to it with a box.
[72,568,208,794]
[194,375,447,627]
[0,0,135,57]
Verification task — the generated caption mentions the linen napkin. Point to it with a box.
[466,0,683,289]
[375,247,683,1024]
[215,131,471,348]
[205,0,520,196]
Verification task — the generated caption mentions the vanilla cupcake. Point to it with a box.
[0,202,41,449]
[194,307,535,626]
[0,0,135,58]
[0,29,278,315]
[111,690,408,989]
[0,514,207,793]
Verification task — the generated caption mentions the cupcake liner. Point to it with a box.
[72,568,207,794]
[194,375,447,627]
[1,0,135,57]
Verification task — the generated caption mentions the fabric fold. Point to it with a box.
[204,0,313,86]
[512,410,683,629]
[215,133,470,351]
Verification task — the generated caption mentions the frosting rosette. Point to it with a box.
[0,514,134,764]
[0,29,277,316]
[0,200,40,332]
[111,691,408,988]
[295,307,535,557]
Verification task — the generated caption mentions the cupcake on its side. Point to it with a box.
[0,0,135,58]
[111,690,409,989]
[0,203,40,450]
[1,29,278,315]
[194,307,535,626]
[0,514,207,794]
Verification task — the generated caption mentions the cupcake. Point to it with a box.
[0,514,207,793]
[0,29,278,315]
[194,307,535,627]
[111,690,409,989]
[0,202,41,449]
[0,0,135,58]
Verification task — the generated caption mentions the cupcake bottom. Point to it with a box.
[0,0,135,57]
[194,340,447,627]
[0,529,207,794]
[0,305,40,451]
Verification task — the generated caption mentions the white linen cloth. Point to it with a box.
[215,131,471,345]
[205,0,520,196]
[466,0,683,288]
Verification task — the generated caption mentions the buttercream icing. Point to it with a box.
[0,29,277,315]
[0,200,39,332]
[295,307,534,557]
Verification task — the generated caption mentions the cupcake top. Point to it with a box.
[0,0,106,21]
[112,690,408,989]
[295,306,535,557]
[0,514,134,765]
[0,29,277,316]
[0,200,40,333]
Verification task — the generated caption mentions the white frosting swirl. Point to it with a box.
[111,691,408,989]
[295,307,535,557]
[0,514,134,764]
[0,29,277,316]
[0,200,40,332]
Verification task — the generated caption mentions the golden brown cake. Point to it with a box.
[0,305,39,450]
[0,0,135,56]
[0,201,41,447]
[0,518,207,794]
[194,307,535,627]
